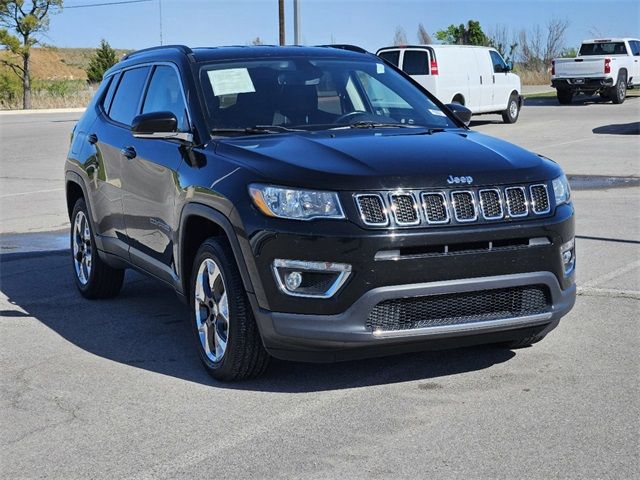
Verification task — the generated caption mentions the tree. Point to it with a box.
[518,17,569,72]
[417,23,432,44]
[393,26,407,46]
[435,20,488,46]
[250,36,263,45]
[0,0,63,109]
[488,25,518,63]
[86,39,117,83]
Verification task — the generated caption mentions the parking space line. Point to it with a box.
[0,188,64,198]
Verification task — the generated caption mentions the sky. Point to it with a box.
[43,0,640,52]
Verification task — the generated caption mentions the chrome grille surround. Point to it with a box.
[505,186,528,218]
[389,192,420,225]
[478,188,504,220]
[450,190,478,222]
[421,192,450,224]
[354,194,389,226]
[529,184,551,214]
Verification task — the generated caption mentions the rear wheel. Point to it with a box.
[610,71,627,104]
[556,89,573,105]
[70,198,124,299]
[501,93,520,123]
[189,237,269,381]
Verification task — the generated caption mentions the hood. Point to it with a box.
[213,129,561,190]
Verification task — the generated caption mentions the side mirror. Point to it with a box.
[445,103,472,127]
[131,111,192,142]
[505,60,513,72]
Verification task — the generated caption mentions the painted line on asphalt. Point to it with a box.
[0,188,65,198]
[580,259,640,289]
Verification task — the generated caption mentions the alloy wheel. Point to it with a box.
[73,210,92,285]
[194,258,230,362]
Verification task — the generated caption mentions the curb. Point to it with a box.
[0,107,86,115]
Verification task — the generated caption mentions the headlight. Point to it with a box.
[249,184,345,220]
[552,174,571,205]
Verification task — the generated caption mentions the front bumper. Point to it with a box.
[253,271,575,361]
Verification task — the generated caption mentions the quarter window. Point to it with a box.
[142,65,189,131]
[108,66,150,126]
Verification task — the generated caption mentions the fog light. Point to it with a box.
[272,259,352,298]
[285,271,303,290]
[560,238,575,275]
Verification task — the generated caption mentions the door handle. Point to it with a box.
[121,146,137,160]
[87,133,98,144]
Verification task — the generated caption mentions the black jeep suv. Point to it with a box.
[65,45,576,380]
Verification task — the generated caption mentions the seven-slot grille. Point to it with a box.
[530,184,550,214]
[390,193,419,225]
[353,182,551,227]
[366,285,551,332]
[355,194,388,226]
[451,191,477,222]
[422,193,449,224]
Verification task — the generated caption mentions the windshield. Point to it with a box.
[579,42,628,56]
[199,57,456,134]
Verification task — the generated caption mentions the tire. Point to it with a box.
[610,71,627,104]
[556,89,573,105]
[71,198,124,299]
[501,93,520,123]
[496,332,547,349]
[189,237,269,381]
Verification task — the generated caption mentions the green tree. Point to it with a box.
[0,0,63,109]
[435,20,488,46]
[86,39,117,83]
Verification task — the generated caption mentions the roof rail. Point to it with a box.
[317,44,369,54]
[122,45,194,61]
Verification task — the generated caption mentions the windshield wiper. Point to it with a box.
[211,125,304,136]
[335,121,419,130]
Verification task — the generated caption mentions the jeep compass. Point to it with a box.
[65,45,576,380]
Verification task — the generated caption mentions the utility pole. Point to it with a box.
[278,0,285,46]
[159,0,163,45]
[293,0,301,45]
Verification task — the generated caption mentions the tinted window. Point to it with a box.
[108,66,150,125]
[142,66,189,131]
[490,51,508,73]
[630,41,640,56]
[378,50,400,67]
[579,42,628,56]
[403,50,429,75]
[101,74,118,112]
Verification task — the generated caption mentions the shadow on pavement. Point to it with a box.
[592,122,640,135]
[0,250,515,392]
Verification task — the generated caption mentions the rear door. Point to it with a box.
[400,48,433,91]
[89,66,150,256]
[120,64,191,283]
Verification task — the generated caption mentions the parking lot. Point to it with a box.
[1,96,639,479]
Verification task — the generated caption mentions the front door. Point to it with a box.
[120,64,191,282]
[490,50,512,110]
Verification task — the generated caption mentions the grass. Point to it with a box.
[525,89,640,100]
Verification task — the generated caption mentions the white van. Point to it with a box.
[376,45,523,123]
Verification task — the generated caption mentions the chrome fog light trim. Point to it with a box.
[272,259,352,298]
[560,238,575,276]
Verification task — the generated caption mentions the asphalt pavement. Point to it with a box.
[1,95,639,479]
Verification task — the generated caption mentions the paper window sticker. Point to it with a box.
[207,68,256,96]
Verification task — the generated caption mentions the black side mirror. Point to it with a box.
[505,60,513,72]
[445,103,472,127]
[131,111,193,142]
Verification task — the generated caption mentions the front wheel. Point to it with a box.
[189,237,269,381]
[556,89,573,105]
[70,198,124,298]
[501,94,520,123]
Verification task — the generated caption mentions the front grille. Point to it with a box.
[355,194,388,226]
[422,192,449,224]
[390,194,419,225]
[530,184,550,214]
[479,189,503,219]
[451,191,477,221]
[505,187,528,217]
[366,285,551,332]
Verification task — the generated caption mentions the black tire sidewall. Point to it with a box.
[613,72,627,103]
[504,95,519,123]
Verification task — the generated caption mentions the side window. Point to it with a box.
[378,50,400,67]
[490,51,508,73]
[101,74,118,112]
[141,65,189,131]
[402,50,430,75]
[630,41,640,56]
[108,66,150,126]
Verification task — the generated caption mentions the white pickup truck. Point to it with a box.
[551,38,640,104]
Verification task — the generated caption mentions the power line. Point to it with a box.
[62,0,153,9]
